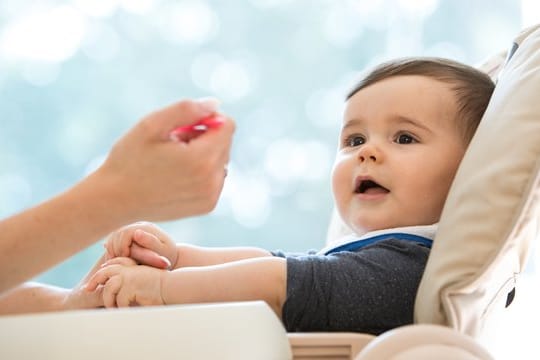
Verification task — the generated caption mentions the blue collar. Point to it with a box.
[323,232,433,255]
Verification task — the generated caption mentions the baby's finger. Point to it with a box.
[115,287,134,308]
[84,286,105,308]
[103,235,114,259]
[85,265,118,291]
[108,231,119,257]
[101,257,137,268]
[110,230,130,258]
[102,276,122,308]
[130,243,170,269]
[93,286,105,308]
[120,231,133,258]
[85,272,105,292]
[133,229,163,253]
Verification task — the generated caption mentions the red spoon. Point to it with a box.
[169,115,224,142]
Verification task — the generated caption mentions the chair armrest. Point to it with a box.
[354,324,494,360]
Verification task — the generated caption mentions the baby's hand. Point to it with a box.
[86,257,165,308]
[104,222,178,269]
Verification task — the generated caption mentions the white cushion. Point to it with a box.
[415,24,540,337]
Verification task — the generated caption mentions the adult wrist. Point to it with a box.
[77,167,138,226]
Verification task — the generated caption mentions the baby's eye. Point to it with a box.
[395,133,417,144]
[344,134,365,147]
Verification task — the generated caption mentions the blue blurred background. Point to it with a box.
[0,0,527,288]
[5,1,540,357]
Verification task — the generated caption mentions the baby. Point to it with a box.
[87,57,495,335]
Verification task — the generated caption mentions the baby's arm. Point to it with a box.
[87,256,287,317]
[174,244,274,268]
[163,256,286,316]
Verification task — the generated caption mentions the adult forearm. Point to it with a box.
[0,172,131,293]
[0,282,70,315]
[175,244,273,268]
[162,257,287,317]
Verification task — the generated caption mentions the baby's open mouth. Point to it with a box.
[355,179,390,194]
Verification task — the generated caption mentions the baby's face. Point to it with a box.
[332,75,466,234]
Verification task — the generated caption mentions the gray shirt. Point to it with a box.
[272,238,431,335]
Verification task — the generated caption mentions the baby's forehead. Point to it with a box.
[343,76,458,119]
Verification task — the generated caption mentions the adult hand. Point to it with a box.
[88,98,235,222]
[0,98,235,294]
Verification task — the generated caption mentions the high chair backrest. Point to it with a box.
[415,24,540,337]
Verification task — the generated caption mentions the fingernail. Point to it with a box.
[196,97,220,114]
[160,256,172,270]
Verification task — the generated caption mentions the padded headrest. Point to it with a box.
[415,24,540,337]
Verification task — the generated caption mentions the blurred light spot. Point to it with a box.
[522,0,540,28]
[346,0,390,31]
[220,165,271,228]
[0,6,86,63]
[210,60,252,101]
[159,1,218,44]
[289,26,326,64]
[423,42,466,62]
[57,119,105,167]
[398,0,438,18]
[119,0,157,14]
[21,62,60,86]
[264,139,331,183]
[249,0,293,8]
[242,101,295,140]
[0,173,32,217]
[305,87,345,129]
[472,14,515,60]
[190,52,225,90]
[82,22,120,62]
[74,0,119,18]
[295,190,322,212]
[323,6,364,48]
[301,141,332,181]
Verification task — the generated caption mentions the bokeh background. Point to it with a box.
[1,1,539,357]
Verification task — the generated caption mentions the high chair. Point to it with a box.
[1,24,540,360]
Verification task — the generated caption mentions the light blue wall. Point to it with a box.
[0,0,521,287]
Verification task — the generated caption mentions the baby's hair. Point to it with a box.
[347,57,495,144]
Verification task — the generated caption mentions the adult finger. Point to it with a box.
[189,115,235,159]
[149,98,220,140]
